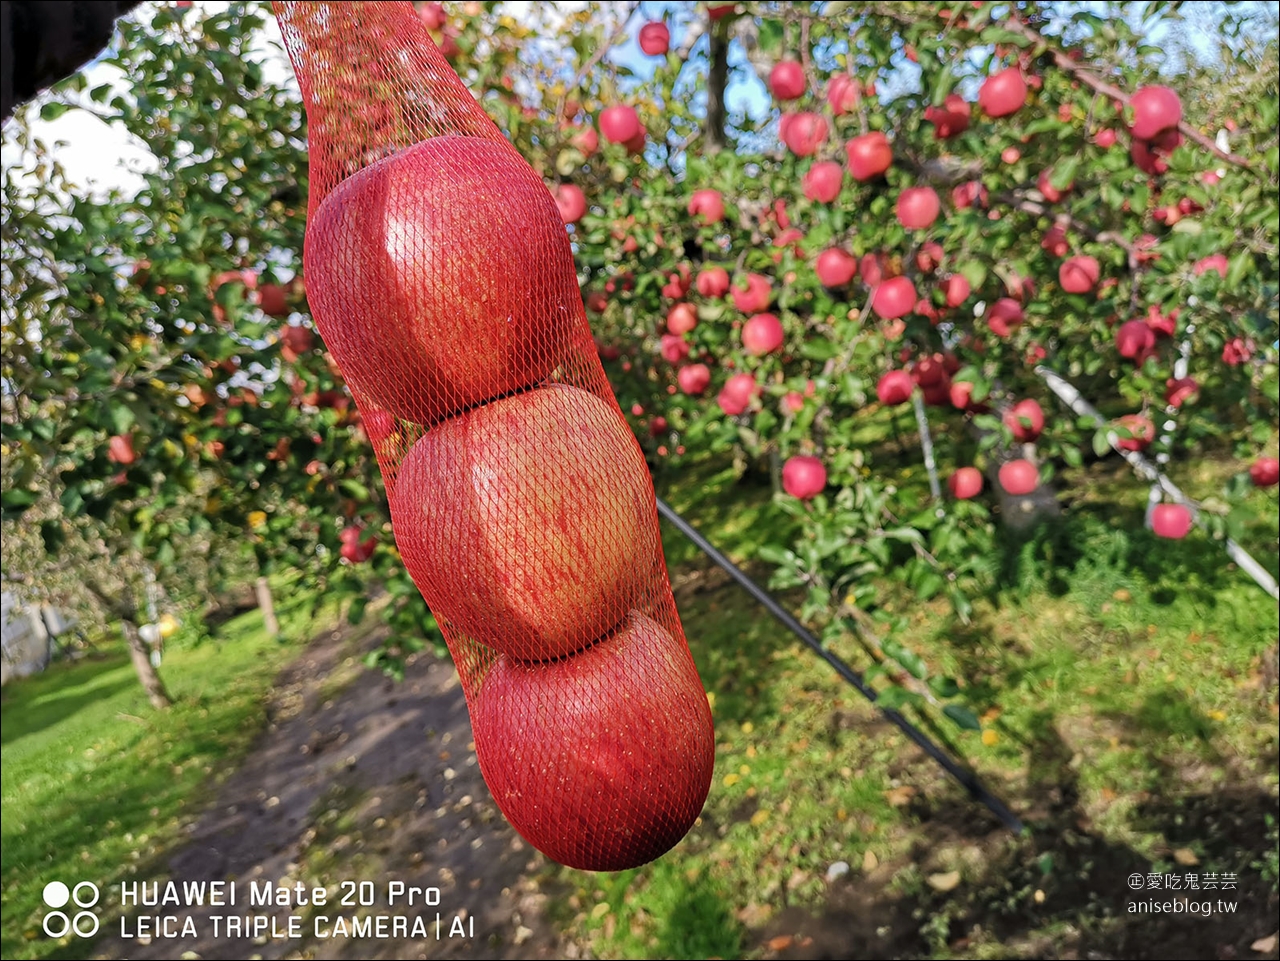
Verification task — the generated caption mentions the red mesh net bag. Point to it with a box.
[272,1,714,872]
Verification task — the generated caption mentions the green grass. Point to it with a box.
[0,586,332,961]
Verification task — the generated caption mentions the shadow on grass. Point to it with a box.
[0,651,132,747]
[763,719,1278,960]
[654,871,742,960]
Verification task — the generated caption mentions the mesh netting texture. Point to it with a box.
[273,1,714,872]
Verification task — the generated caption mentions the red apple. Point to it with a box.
[911,353,946,388]
[1037,167,1073,203]
[780,391,805,415]
[860,252,887,287]
[1150,503,1191,539]
[649,415,668,436]
[950,380,980,412]
[1193,253,1228,278]
[915,241,945,274]
[1115,319,1156,361]
[555,183,587,223]
[279,324,313,362]
[257,283,290,318]
[876,369,914,406]
[1130,137,1169,175]
[1222,337,1253,366]
[678,363,711,395]
[1114,414,1155,452]
[696,267,731,297]
[687,189,725,224]
[1004,399,1045,442]
[717,372,759,416]
[108,433,137,466]
[1059,255,1100,294]
[339,525,377,563]
[924,94,971,139]
[986,298,1024,338]
[1094,127,1118,148]
[1249,457,1280,488]
[802,161,844,203]
[872,277,917,320]
[391,385,653,661]
[782,455,827,500]
[1164,376,1198,408]
[660,333,690,364]
[569,124,599,157]
[419,2,446,29]
[780,112,827,157]
[943,274,971,307]
[770,60,806,100]
[731,273,772,313]
[470,610,715,872]
[979,67,1028,117]
[1130,85,1182,140]
[638,21,670,56]
[305,136,574,425]
[998,459,1039,495]
[1041,224,1069,257]
[815,248,857,288]
[845,132,892,181]
[896,186,940,230]
[951,180,987,209]
[667,303,698,336]
[742,313,784,355]
[948,467,984,499]
[599,104,641,144]
[585,291,609,314]
[826,73,860,115]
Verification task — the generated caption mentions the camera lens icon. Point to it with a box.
[42,881,100,938]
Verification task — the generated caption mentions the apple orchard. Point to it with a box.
[1,0,1278,731]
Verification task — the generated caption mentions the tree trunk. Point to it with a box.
[122,620,173,709]
[255,575,279,639]
[705,20,730,152]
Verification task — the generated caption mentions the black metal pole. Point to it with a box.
[655,496,1025,835]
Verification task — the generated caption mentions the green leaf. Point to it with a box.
[943,704,982,731]
[882,637,928,679]
[757,543,797,566]
[1093,428,1112,457]
[109,405,136,435]
[1,488,39,518]
[40,101,71,121]
[928,676,961,698]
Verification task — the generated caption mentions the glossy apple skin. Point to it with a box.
[948,467,984,500]
[391,385,656,662]
[306,136,578,425]
[1151,503,1191,539]
[782,455,827,499]
[999,459,1039,496]
[471,611,715,872]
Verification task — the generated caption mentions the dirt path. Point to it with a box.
[94,618,577,960]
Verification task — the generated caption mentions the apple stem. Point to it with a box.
[1036,365,1279,601]
[912,391,942,501]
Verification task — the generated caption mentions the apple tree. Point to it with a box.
[0,1,440,703]
[423,0,1278,720]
